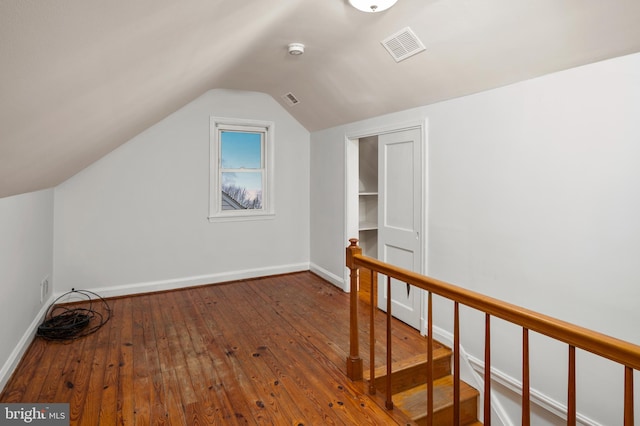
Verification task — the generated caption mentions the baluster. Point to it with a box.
[369,270,377,394]
[385,275,393,409]
[568,345,576,425]
[427,291,433,426]
[522,328,530,426]
[625,366,634,426]
[484,314,491,426]
[454,302,460,425]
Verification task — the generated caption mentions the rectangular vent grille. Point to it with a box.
[282,92,300,106]
[381,27,425,62]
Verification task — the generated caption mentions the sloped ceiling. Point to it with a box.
[1,0,640,198]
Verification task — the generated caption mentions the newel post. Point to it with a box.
[346,238,363,381]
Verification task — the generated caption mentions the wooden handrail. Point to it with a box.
[345,239,640,424]
[346,240,640,370]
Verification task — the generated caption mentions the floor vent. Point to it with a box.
[381,27,425,62]
[282,92,300,106]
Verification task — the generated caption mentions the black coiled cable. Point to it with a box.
[36,289,111,341]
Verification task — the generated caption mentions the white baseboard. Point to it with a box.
[69,262,311,299]
[309,263,346,290]
[0,263,310,393]
[0,293,56,392]
[430,325,512,426]
[466,355,603,426]
[432,324,601,426]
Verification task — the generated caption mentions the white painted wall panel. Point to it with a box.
[54,89,310,294]
[0,189,54,389]
[310,52,640,425]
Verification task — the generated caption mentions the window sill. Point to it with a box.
[207,212,276,223]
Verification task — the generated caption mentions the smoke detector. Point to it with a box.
[288,43,305,55]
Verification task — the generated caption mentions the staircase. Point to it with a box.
[350,240,640,426]
[368,346,482,425]
[358,269,481,425]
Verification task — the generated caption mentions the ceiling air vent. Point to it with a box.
[381,27,425,62]
[282,92,300,107]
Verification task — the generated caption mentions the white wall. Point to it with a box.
[54,89,310,296]
[310,52,640,425]
[0,189,54,390]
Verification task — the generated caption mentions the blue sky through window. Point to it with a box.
[220,131,263,208]
[221,131,261,169]
[222,172,262,191]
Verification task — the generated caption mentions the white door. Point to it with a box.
[377,128,422,329]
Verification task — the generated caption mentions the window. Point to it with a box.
[209,117,275,221]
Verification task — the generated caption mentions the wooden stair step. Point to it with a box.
[393,375,480,426]
[371,347,452,395]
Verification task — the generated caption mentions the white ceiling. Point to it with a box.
[1,0,640,198]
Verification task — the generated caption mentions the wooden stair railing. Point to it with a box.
[346,238,640,425]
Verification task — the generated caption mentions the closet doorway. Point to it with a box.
[345,124,426,331]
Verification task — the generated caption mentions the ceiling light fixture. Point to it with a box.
[288,43,305,55]
[349,0,398,13]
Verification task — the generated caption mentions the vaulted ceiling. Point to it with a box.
[1,0,640,198]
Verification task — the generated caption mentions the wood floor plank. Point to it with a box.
[246,275,353,369]
[98,293,124,425]
[132,295,152,425]
[138,294,169,425]
[162,291,219,425]
[213,282,321,424]
[65,305,103,422]
[76,296,115,425]
[37,334,76,402]
[0,338,46,402]
[186,286,262,425]
[150,291,188,426]
[224,278,401,425]
[185,287,259,424]
[248,273,434,371]
[240,274,420,424]
[1,271,433,425]
[200,285,283,424]
[116,296,135,425]
[21,325,69,402]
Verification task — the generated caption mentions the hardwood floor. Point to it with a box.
[1,271,433,425]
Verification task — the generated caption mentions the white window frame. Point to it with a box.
[208,117,275,222]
